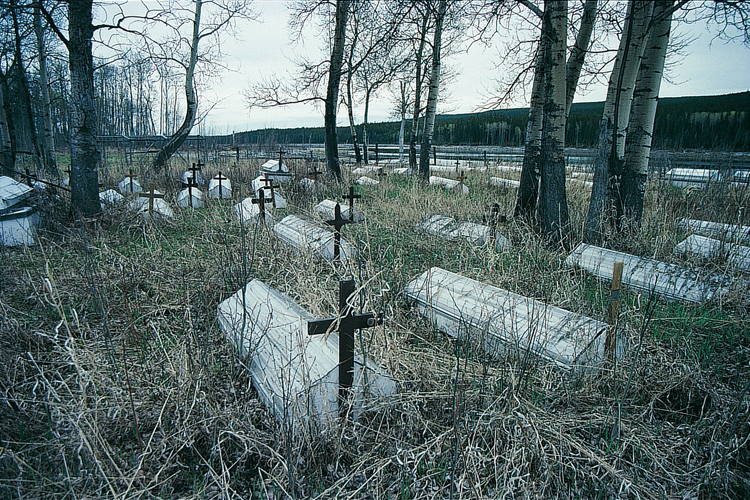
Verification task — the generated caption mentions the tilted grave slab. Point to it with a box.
[233,197,275,225]
[431,165,468,174]
[118,176,142,194]
[392,167,413,176]
[565,243,729,304]
[316,199,364,222]
[273,215,356,261]
[403,267,607,369]
[356,176,379,186]
[298,177,322,193]
[208,174,232,199]
[416,215,509,250]
[678,218,750,244]
[177,186,205,209]
[0,176,33,210]
[261,159,293,182]
[489,177,520,189]
[665,168,721,188]
[429,175,469,194]
[99,189,125,206]
[217,279,395,431]
[674,234,750,272]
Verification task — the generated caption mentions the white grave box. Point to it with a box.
[352,166,382,176]
[233,197,275,225]
[565,243,729,304]
[217,279,395,430]
[489,177,520,189]
[429,176,469,194]
[0,206,38,246]
[416,215,509,251]
[273,215,356,261]
[0,176,33,210]
[356,176,379,186]
[674,234,750,272]
[177,187,204,209]
[392,167,413,176]
[129,190,174,220]
[208,174,232,199]
[403,268,607,369]
[181,170,205,186]
[298,177,322,193]
[316,199,364,222]
[261,160,293,182]
[415,215,457,239]
[678,218,750,245]
[99,189,125,206]
[118,176,142,194]
[251,176,287,208]
[665,168,721,188]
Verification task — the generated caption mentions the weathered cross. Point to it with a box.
[307,165,323,181]
[324,203,355,260]
[342,186,362,221]
[188,162,202,184]
[251,187,271,223]
[457,170,467,189]
[487,203,506,244]
[376,169,387,182]
[140,184,164,216]
[455,158,460,173]
[307,279,383,414]
[277,149,285,172]
[261,174,281,208]
[24,168,36,187]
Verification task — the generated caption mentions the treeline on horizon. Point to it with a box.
[225,92,750,151]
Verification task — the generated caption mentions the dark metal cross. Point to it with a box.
[277,149,284,172]
[342,186,362,221]
[251,187,271,223]
[139,184,164,216]
[307,279,383,414]
[457,170,467,189]
[324,203,355,260]
[188,163,202,184]
[261,174,281,208]
[308,165,323,181]
[455,158,460,173]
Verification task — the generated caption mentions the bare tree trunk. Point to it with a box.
[363,87,371,164]
[409,7,429,171]
[345,71,362,165]
[514,24,547,220]
[10,0,42,170]
[0,70,13,177]
[418,0,447,182]
[619,1,672,227]
[398,81,406,165]
[69,0,101,216]
[35,4,59,178]
[537,0,569,246]
[585,0,654,242]
[324,0,350,180]
[152,0,202,171]
[565,0,598,118]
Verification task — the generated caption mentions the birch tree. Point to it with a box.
[418,0,447,181]
[323,0,349,179]
[34,3,58,177]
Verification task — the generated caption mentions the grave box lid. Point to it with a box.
[273,214,356,261]
[316,199,364,223]
[0,205,38,246]
[262,159,288,173]
[0,176,33,211]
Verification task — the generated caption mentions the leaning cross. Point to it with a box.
[324,203,355,260]
[342,186,362,221]
[140,184,164,216]
[261,174,281,208]
[251,187,271,223]
[307,279,383,415]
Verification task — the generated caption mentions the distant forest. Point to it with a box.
[226,92,750,151]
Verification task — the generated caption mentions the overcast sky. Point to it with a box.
[197,0,750,135]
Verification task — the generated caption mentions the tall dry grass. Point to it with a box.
[0,151,748,499]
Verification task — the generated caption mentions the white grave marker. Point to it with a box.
[429,175,469,194]
[130,187,174,220]
[416,215,509,250]
[0,176,37,246]
[674,234,750,272]
[356,176,379,186]
[217,279,395,431]
[208,173,232,199]
[316,199,364,222]
[273,215,356,261]
[233,197,275,225]
[177,186,204,209]
[489,177,520,189]
[678,218,750,244]
[99,189,125,205]
[565,243,729,304]
[403,267,607,369]
[118,176,142,194]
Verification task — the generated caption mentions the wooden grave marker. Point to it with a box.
[324,203,356,261]
[251,187,272,224]
[308,279,384,414]
[342,186,362,222]
[261,174,281,208]
[605,262,624,361]
[140,184,164,216]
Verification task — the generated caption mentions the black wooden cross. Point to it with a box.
[324,203,355,260]
[457,170,467,190]
[277,149,284,172]
[127,169,137,193]
[215,171,229,198]
[261,174,281,208]
[307,165,323,181]
[140,184,164,216]
[342,186,362,221]
[455,158,460,173]
[24,168,36,187]
[251,187,271,223]
[185,177,198,208]
[187,162,202,185]
[307,279,383,414]
[376,169,387,182]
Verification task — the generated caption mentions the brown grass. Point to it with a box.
[0,150,748,499]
